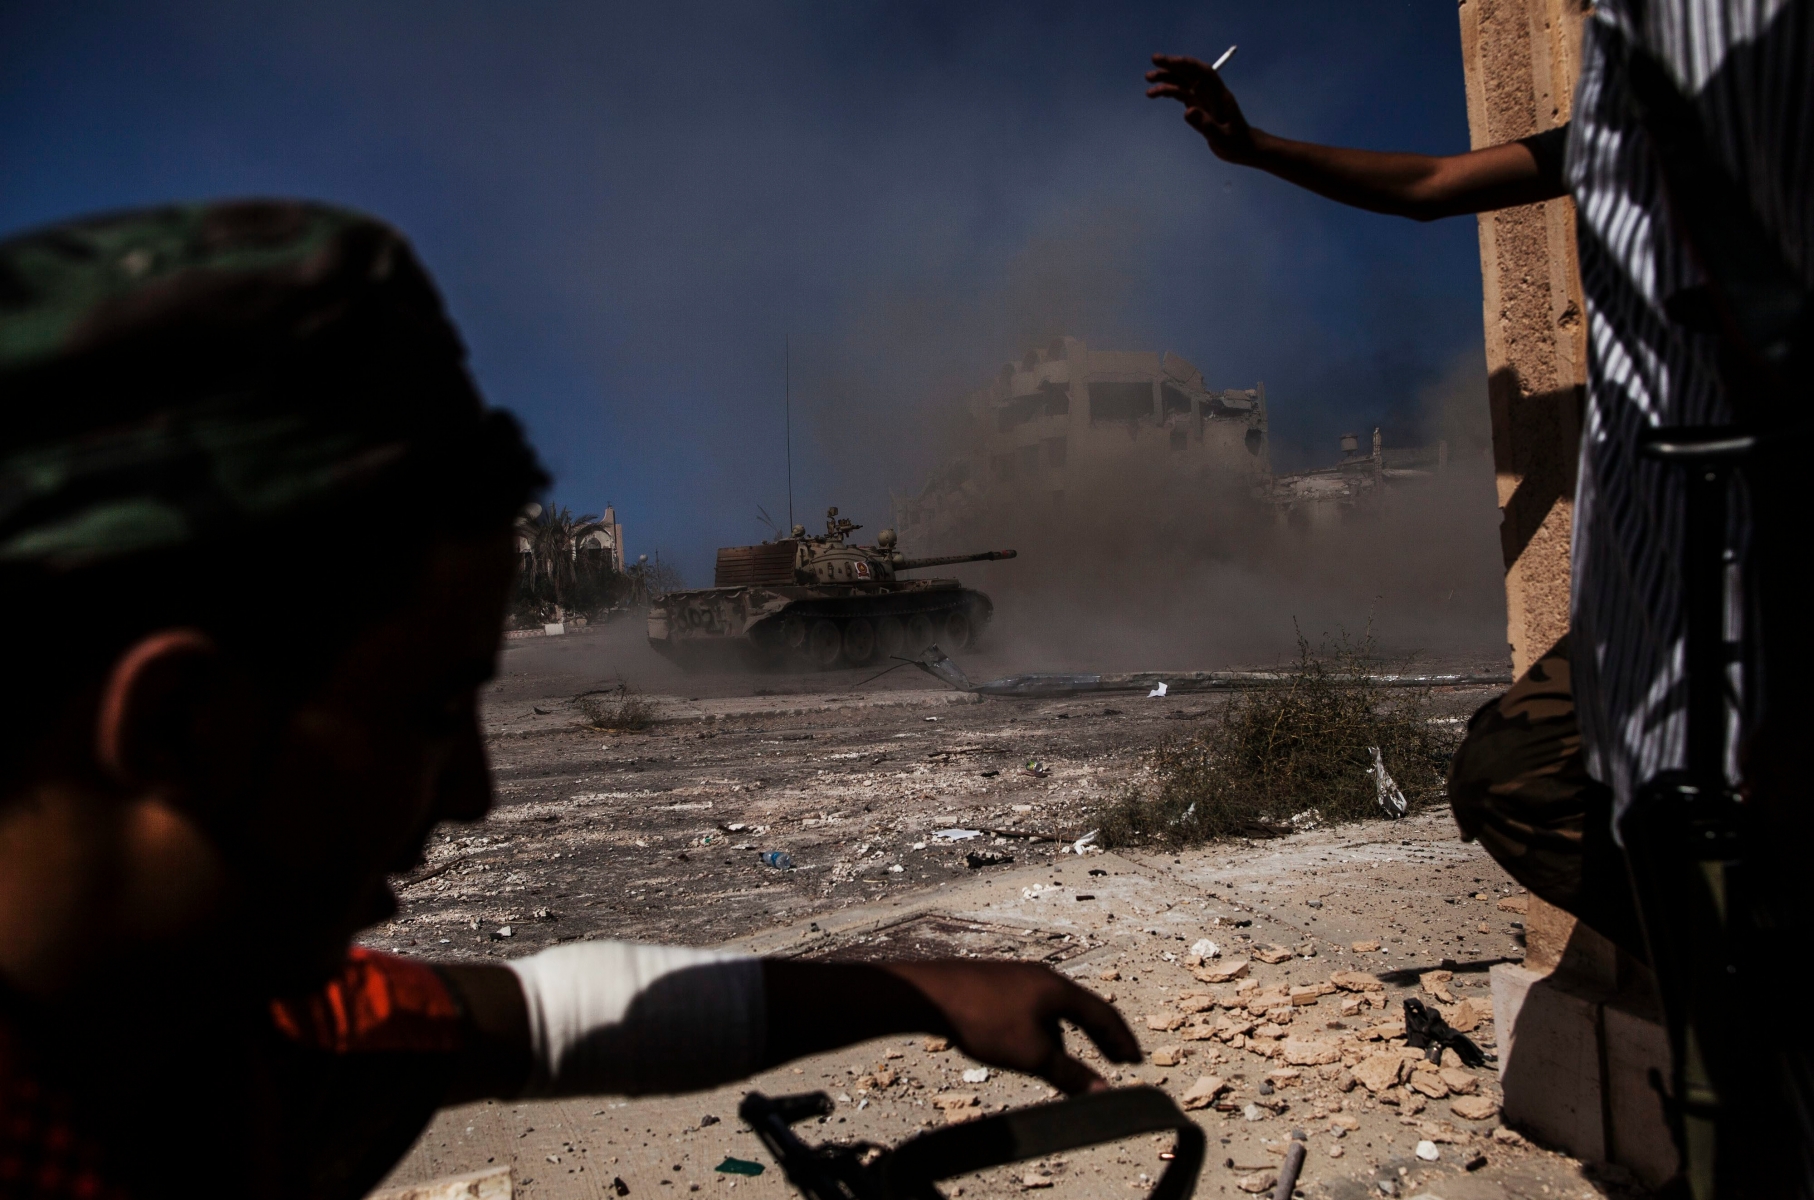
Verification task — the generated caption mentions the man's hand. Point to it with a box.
[883,960,1140,1094]
[1145,53,1258,164]
[763,959,1139,1096]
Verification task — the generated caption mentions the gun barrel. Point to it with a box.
[893,549,1018,571]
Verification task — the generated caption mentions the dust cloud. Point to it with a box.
[911,356,1510,676]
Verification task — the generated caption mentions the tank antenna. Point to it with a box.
[785,334,794,530]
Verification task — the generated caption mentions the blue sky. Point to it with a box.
[2,2,1489,584]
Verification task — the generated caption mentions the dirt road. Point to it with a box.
[365,622,1635,1200]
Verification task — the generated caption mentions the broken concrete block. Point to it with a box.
[1289,985,1323,1006]
[1408,1074,1450,1099]
[1351,1052,1405,1093]
[1253,944,1294,964]
[1419,971,1456,1004]
[1439,1067,1478,1095]
[1194,960,1249,984]
[368,1166,513,1200]
[1282,1038,1341,1066]
[1450,1095,1499,1122]
[1180,1075,1227,1110]
[1443,997,1484,1033]
[1329,971,1384,992]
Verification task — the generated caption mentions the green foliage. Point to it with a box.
[512,504,629,623]
[1098,633,1454,848]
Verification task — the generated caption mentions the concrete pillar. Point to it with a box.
[1458,0,1675,1186]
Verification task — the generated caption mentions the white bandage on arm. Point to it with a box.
[505,941,766,1097]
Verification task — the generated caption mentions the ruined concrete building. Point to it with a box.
[894,337,1270,547]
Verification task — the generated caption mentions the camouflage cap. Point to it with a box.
[0,199,541,571]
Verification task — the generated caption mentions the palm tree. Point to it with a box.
[517,505,606,615]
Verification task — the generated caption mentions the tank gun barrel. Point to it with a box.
[892,549,1018,571]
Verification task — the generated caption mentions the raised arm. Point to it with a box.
[1146,52,1568,221]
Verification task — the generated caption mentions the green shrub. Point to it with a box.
[1098,633,1454,848]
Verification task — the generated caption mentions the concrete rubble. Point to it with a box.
[367,632,1630,1200]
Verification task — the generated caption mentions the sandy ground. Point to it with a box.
[363,620,1641,1200]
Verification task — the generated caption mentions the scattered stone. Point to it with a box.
[1267,1069,1303,1089]
[1098,969,1120,982]
[1150,1046,1184,1067]
[1253,944,1294,964]
[1407,1073,1450,1099]
[1235,1171,1277,1194]
[1444,998,1484,1033]
[1282,1038,1341,1066]
[1438,1067,1478,1095]
[1253,1022,1288,1040]
[1352,1053,1406,1094]
[1194,960,1249,984]
[1492,1126,1526,1146]
[1330,971,1384,992]
[1465,1152,1489,1172]
[1180,1075,1228,1110]
[1340,996,1364,1017]
[962,1067,989,1084]
[1332,1068,1357,1093]
[1176,993,1218,1014]
[1146,1012,1185,1032]
[1415,1140,1440,1162]
[492,926,514,939]
[1350,940,1381,954]
[1242,1103,1267,1122]
[1190,938,1221,959]
[1451,1095,1500,1122]
[1327,1145,1344,1158]
[1330,1114,1360,1131]
[1497,894,1529,913]
[932,1093,980,1121]
[1289,986,1324,1006]
[1477,922,1491,934]
[1418,971,1455,1004]
[923,1037,950,1053]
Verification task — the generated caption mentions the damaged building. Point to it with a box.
[894,337,1270,549]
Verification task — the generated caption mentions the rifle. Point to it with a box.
[738,1086,1206,1200]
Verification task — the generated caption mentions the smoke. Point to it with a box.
[906,349,1507,674]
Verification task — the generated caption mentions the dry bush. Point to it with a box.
[579,684,656,732]
[1098,633,1454,848]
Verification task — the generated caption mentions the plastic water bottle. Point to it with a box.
[759,850,794,870]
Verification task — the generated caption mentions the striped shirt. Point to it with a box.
[1566,0,1811,823]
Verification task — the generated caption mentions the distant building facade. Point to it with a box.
[894,337,1271,549]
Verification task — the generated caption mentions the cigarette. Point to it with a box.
[1211,45,1237,71]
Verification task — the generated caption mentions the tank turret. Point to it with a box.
[647,506,1018,670]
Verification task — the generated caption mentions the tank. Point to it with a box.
[648,507,1016,669]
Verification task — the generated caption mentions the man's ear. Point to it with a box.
[94,629,227,789]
